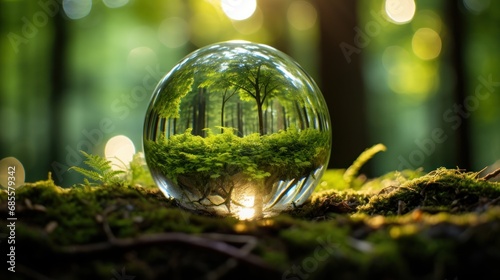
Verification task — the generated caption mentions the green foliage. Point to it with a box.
[128,153,156,187]
[315,144,389,192]
[144,127,330,186]
[197,47,292,105]
[154,67,194,118]
[69,151,154,187]
[260,126,330,178]
[343,143,387,185]
[144,126,329,213]
[69,151,126,186]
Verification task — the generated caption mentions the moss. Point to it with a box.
[358,168,500,215]
[1,167,499,279]
[144,127,330,215]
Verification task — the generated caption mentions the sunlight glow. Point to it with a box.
[104,135,136,171]
[237,207,256,220]
[221,0,257,21]
[385,0,416,24]
[412,28,442,60]
[287,0,318,30]
[383,46,438,99]
[234,195,256,220]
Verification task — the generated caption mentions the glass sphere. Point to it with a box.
[143,41,331,219]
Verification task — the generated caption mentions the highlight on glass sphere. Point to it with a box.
[143,40,331,219]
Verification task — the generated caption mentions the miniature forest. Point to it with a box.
[1,147,500,280]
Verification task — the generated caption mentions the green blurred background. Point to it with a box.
[1,0,499,187]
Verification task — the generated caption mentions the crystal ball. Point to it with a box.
[143,41,331,219]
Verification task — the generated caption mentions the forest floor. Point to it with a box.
[1,167,500,280]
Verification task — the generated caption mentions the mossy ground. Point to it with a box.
[1,168,500,280]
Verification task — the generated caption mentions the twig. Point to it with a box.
[198,233,258,246]
[101,204,118,240]
[481,168,500,181]
[202,233,259,280]
[484,196,500,209]
[57,232,280,276]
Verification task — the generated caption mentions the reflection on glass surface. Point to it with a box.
[146,41,331,218]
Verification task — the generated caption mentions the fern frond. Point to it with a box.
[80,151,114,173]
[103,170,126,184]
[69,166,104,182]
[69,151,127,186]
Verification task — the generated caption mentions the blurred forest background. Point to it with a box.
[1,0,499,187]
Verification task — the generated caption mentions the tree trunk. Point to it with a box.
[50,11,67,185]
[192,87,207,136]
[257,101,265,136]
[264,104,268,134]
[192,94,198,135]
[445,1,471,170]
[173,118,177,135]
[302,106,310,128]
[198,87,206,137]
[294,102,305,129]
[147,114,160,140]
[313,0,369,171]
[186,105,191,131]
[159,118,166,137]
[221,100,225,133]
[276,103,285,131]
[237,102,243,137]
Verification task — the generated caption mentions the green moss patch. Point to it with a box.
[1,168,499,279]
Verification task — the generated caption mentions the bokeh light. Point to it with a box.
[104,135,136,171]
[221,0,257,21]
[463,0,491,15]
[0,157,25,188]
[127,46,157,73]
[63,0,92,20]
[158,17,190,48]
[287,0,318,30]
[412,28,442,60]
[387,64,438,99]
[383,45,439,99]
[384,0,416,24]
[102,0,129,9]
